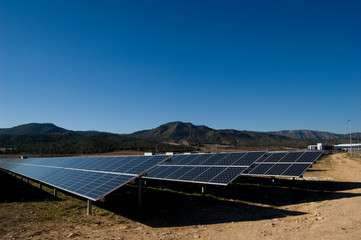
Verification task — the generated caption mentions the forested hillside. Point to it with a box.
[0,133,195,155]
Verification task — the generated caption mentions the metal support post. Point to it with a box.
[201,186,205,197]
[27,178,29,183]
[39,182,42,190]
[87,200,92,215]
[53,188,57,197]
[233,183,238,196]
[138,176,143,209]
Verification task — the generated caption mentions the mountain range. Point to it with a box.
[1,122,359,143]
[129,121,360,147]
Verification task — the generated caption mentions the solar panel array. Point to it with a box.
[146,152,266,185]
[0,151,323,200]
[244,151,323,177]
[145,151,322,185]
[0,155,169,201]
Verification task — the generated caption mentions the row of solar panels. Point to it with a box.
[145,151,322,185]
[0,151,322,201]
[0,155,170,201]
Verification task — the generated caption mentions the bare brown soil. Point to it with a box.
[1,153,361,239]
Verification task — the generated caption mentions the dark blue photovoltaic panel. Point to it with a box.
[264,164,292,176]
[146,166,171,178]
[281,164,311,177]
[145,151,322,185]
[247,164,275,175]
[69,157,105,169]
[242,151,322,177]
[36,157,79,167]
[179,167,209,181]
[215,153,246,165]
[187,154,213,165]
[127,156,167,174]
[257,152,287,163]
[10,164,61,179]
[0,155,170,201]
[84,157,118,171]
[165,155,190,165]
[166,166,195,179]
[192,167,227,183]
[296,151,322,163]
[200,153,229,165]
[110,157,143,173]
[42,169,99,191]
[209,167,247,184]
[278,152,304,162]
[150,166,177,179]
[233,152,266,165]
[145,152,256,185]
[83,174,134,200]
[171,155,199,165]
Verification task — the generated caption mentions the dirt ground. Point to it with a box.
[1,153,361,240]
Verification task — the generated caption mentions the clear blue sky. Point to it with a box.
[1,0,360,134]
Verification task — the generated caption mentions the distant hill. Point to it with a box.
[129,121,299,147]
[270,130,341,140]
[0,123,195,155]
[129,121,361,147]
[270,130,361,140]
[0,123,72,135]
[0,123,98,136]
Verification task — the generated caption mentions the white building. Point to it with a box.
[308,143,325,151]
[334,143,361,151]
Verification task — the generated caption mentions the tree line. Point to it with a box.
[0,133,195,155]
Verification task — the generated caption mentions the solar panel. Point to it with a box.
[193,167,227,182]
[200,153,230,165]
[215,152,246,165]
[145,152,266,185]
[145,151,322,184]
[233,152,265,165]
[264,164,292,175]
[209,167,247,184]
[296,151,323,162]
[281,164,311,177]
[243,151,322,177]
[246,163,275,175]
[257,152,287,163]
[0,155,170,201]
[166,166,196,179]
[278,152,304,162]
